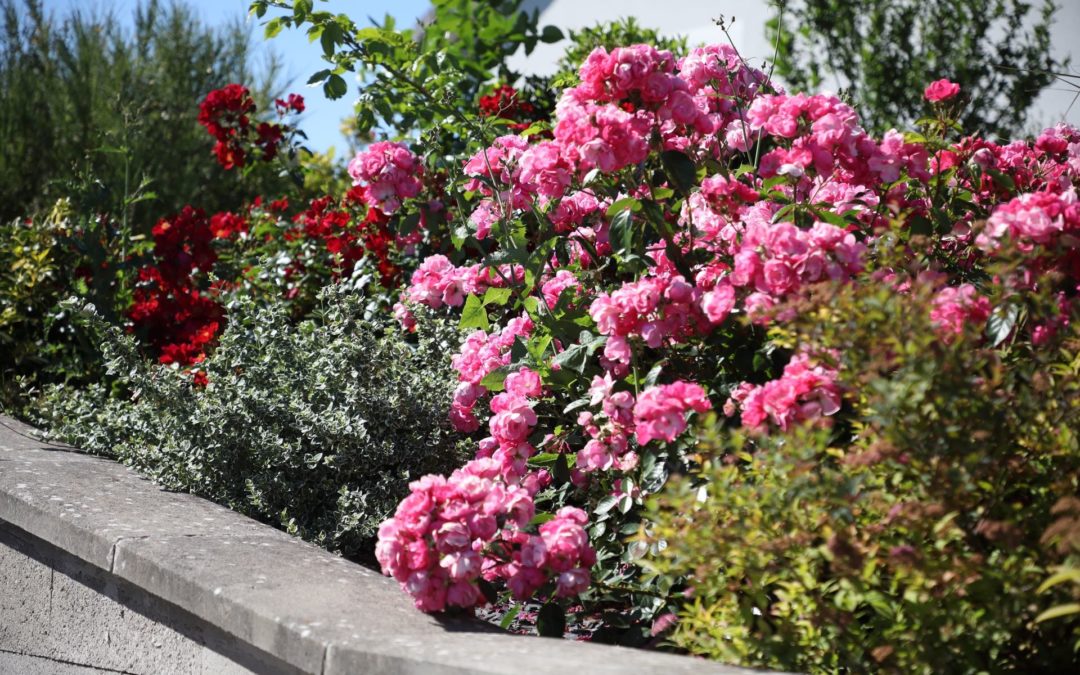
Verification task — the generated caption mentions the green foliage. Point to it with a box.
[29,288,469,556]
[0,197,146,410]
[647,265,1080,672]
[766,0,1066,137]
[0,0,291,224]
[0,214,64,405]
[251,0,558,157]
[1038,481,1080,649]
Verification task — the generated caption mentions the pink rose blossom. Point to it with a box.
[924,78,960,103]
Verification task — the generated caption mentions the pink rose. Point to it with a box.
[924,78,960,103]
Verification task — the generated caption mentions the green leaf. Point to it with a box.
[536,602,566,637]
[526,334,552,363]
[595,495,619,515]
[539,25,564,43]
[264,18,283,39]
[529,512,555,526]
[984,167,1016,191]
[987,303,1019,347]
[458,294,489,331]
[482,287,513,306]
[522,296,541,320]
[479,367,508,392]
[499,603,522,630]
[553,451,571,485]
[1037,568,1080,593]
[609,208,635,257]
[661,150,697,196]
[528,452,562,467]
[323,73,348,99]
[563,397,589,414]
[551,342,589,373]
[1035,603,1080,623]
[306,69,332,85]
[293,0,313,20]
[320,24,339,57]
[605,197,641,218]
[477,578,499,605]
[519,122,549,137]
[908,214,933,236]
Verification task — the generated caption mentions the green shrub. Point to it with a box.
[0,198,149,410]
[0,0,290,224]
[646,268,1080,673]
[30,287,469,557]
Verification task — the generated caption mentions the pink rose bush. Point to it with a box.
[376,455,597,612]
[633,381,711,445]
[347,141,423,215]
[362,39,1080,637]
[930,284,993,337]
[725,352,842,432]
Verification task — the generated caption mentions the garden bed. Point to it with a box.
[0,415,767,674]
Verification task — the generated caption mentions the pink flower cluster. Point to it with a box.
[978,188,1080,289]
[681,180,877,328]
[549,190,605,232]
[576,374,638,473]
[727,352,842,431]
[747,92,930,188]
[493,507,596,600]
[347,141,423,215]
[554,99,653,176]
[979,189,1080,252]
[575,44,678,103]
[633,381,712,445]
[463,135,535,214]
[930,284,993,337]
[375,457,596,612]
[376,40,1080,618]
[541,269,583,308]
[406,255,493,309]
[477,368,545,481]
[450,317,534,433]
[458,42,768,212]
[589,258,711,371]
[375,458,534,611]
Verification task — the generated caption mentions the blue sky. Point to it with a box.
[46,0,432,153]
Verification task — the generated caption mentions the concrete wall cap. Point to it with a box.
[0,416,781,674]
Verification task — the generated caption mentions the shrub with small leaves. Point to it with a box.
[646,258,1080,673]
[30,286,469,557]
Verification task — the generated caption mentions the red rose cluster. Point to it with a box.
[197,84,303,169]
[294,190,401,288]
[128,206,245,367]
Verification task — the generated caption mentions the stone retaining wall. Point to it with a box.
[0,415,769,674]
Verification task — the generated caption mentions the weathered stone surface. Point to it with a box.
[0,651,113,675]
[0,452,276,570]
[0,415,777,675]
[0,415,78,455]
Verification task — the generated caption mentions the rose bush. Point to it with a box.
[18,0,1080,669]
[243,8,1078,662]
